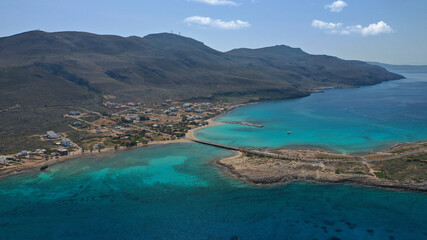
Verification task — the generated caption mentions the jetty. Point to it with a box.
[189,139,241,151]
[224,121,263,128]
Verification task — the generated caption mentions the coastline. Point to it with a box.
[185,118,224,140]
[213,147,427,193]
[215,159,427,193]
[0,104,237,180]
[0,138,192,180]
[1,92,426,194]
[186,116,427,193]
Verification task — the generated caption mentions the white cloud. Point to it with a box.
[189,0,239,6]
[360,21,393,36]
[312,19,343,31]
[325,1,348,13]
[312,20,393,36]
[184,16,250,30]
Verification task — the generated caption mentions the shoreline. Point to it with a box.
[0,104,239,180]
[1,94,426,194]
[215,158,427,193]
[213,147,427,193]
[0,138,192,180]
[257,140,427,158]
[185,118,224,140]
[0,79,404,180]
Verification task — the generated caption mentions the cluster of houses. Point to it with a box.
[103,102,128,109]
[186,115,203,121]
[3,99,232,168]
[157,102,211,118]
[44,131,76,149]
[126,102,141,107]
[104,101,142,109]
[164,107,178,116]
[67,99,227,144]
[0,149,52,166]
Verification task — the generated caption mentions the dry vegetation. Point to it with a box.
[217,144,427,191]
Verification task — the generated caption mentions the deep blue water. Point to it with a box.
[196,71,427,154]
[0,143,426,240]
[1,70,427,239]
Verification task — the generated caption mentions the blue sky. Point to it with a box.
[1,0,426,64]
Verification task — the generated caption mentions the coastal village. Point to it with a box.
[0,100,230,171]
[1,99,426,191]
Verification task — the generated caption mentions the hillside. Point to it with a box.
[0,30,403,108]
[0,30,403,153]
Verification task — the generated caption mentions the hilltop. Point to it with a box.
[0,30,403,108]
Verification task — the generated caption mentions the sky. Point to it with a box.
[0,0,426,65]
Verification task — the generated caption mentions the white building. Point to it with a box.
[34,149,46,155]
[46,131,60,139]
[0,156,8,165]
[17,150,29,157]
[61,138,72,147]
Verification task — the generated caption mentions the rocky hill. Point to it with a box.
[0,30,403,108]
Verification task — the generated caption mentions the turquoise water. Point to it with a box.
[0,143,426,239]
[196,71,427,153]
[1,70,427,239]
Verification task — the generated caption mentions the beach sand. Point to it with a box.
[185,119,224,141]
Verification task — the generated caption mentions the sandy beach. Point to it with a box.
[185,118,224,140]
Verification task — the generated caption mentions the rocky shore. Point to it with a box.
[215,150,427,193]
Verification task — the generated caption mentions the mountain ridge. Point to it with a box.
[0,30,403,108]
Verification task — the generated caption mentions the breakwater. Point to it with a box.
[224,121,263,128]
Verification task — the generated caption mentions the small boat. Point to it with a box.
[287,131,292,134]
[40,165,48,171]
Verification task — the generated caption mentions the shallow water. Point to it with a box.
[0,143,426,239]
[1,70,427,239]
[196,71,427,154]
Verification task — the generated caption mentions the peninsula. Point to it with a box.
[1,31,424,193]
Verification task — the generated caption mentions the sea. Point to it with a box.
[0,70,426,239]
[196,70,427,154]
